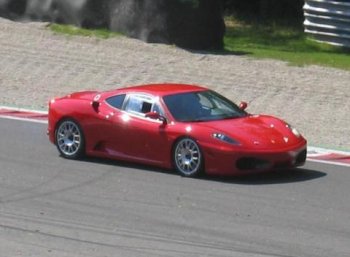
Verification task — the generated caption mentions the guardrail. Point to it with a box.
[304,0,350,47]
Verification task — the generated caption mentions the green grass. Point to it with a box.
[224,18,350,70]
[49,21,350,70]
[49,23,122,39]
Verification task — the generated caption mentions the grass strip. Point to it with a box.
[49,20,349,70]
[49,23,122,39]
[224,17,350,70]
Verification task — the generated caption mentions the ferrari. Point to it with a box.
[48,83,307,177]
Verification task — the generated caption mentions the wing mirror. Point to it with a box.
[239,101,248,111]
[145,112,167,125]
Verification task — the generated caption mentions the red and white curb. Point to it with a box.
[307,147,350,167]
[1,106,350,168]
[0,106,48,124]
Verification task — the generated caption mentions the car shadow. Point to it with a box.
[75,157,326,185]
[76,156,173,175]
[203,168,327,185]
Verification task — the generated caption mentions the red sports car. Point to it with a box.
[48,83,307,177]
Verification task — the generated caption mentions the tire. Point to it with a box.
[55,119,85,159]
[173,137,203,177]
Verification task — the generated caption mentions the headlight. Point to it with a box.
[212,133,240,145]
[286,124,301,138]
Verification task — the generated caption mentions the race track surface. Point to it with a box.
[0,118,349,257]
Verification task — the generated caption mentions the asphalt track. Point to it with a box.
[0,118,349,257]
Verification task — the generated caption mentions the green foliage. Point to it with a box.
[224,18,350,70]
[49,23,122,39]
[222,0,304,23]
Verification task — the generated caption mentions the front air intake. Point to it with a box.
[236,157,270,170]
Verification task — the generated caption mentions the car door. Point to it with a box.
[114,94,170,165]
[86,93,128,156]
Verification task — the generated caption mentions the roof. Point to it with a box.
[104,83,208,97]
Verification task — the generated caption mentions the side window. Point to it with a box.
[106,94,126,109]
[152,104,161,114]
[125,97,142,113]
[141,102,152,113]
[124,95,153,115]
[152,103,164,116]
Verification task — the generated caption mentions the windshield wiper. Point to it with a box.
[189,118,208,122]
[221,114,246,120]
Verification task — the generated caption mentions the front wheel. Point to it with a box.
[55,119,85,159]
[173,138,203,177]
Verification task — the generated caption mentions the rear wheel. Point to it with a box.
[173,138,203,177]
[55,119,85,159]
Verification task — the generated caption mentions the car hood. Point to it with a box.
[195,115,302,149]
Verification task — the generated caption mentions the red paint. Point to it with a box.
[0,89,350,172]
[47,83,308,176]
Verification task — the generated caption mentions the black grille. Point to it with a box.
[236,157,270,170]
[296,149,307,164]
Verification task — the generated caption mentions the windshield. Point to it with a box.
[163,90,247,122]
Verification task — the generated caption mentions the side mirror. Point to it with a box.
[92,100,100,112]
[145,112,167,125]
[239,101,248,111]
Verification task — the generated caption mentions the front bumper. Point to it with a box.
[204,142,307,176]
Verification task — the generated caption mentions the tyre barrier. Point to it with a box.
[304,0,350,47]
